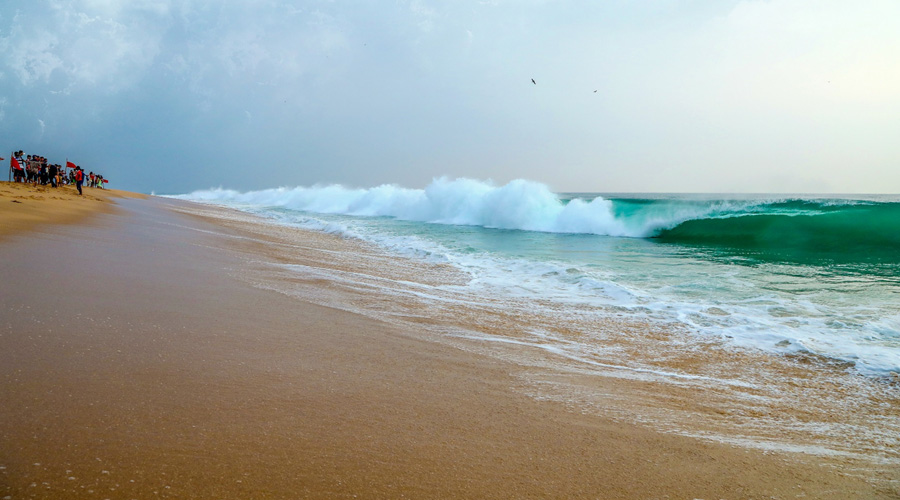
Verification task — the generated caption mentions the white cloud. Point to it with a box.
[2,1,166,90]
[409,0,437,32]
[14,41,64,86]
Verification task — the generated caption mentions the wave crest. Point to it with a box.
[178,177,646,236]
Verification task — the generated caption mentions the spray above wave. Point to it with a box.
[181,177,704,238]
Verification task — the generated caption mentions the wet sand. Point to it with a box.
[1,187,896,499]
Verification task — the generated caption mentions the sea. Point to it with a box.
[171,177,900,466]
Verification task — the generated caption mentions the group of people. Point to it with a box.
[7,150,108,195]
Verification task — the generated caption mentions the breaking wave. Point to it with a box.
[177,177,900,267]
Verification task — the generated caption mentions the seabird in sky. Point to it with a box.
[531,78,536,85]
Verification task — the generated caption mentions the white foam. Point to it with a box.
[171,178,714,237]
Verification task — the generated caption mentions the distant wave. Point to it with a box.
[178,178,900,266]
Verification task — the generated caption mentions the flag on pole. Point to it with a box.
[11,157,23,170]
[66,161,77,169]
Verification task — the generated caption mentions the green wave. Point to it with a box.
[653,201,900,268]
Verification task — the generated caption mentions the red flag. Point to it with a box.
[11,157,23,171]
[66,161,77,169]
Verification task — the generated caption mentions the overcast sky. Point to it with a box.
[2,0,899,194]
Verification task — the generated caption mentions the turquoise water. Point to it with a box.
[175,180,900,377]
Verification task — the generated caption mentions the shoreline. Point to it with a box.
[1,193,897,498]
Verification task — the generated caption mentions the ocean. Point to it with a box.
[172,177,900,464]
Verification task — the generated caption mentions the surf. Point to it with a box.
[179,178,900,269]
[173,180,900,377]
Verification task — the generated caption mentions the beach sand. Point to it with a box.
[1,181,896,499]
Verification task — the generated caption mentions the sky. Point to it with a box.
[1,0,899,195]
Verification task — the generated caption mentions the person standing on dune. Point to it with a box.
[74,167,84,195]
[49,162,58,188]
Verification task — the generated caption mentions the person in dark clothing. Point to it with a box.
[49,163,58,187]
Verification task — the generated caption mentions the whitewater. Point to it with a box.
[170,177,900,464]
[183,177,739,237]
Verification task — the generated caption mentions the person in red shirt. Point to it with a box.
[74,167,84,195]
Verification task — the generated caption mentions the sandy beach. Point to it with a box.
[1,181,897,499]
[0,181,145,238]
